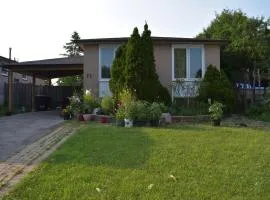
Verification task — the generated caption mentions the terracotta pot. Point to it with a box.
[100,116,108,123]
[77,113,84,121]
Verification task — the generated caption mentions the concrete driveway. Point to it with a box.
[0,111,63,161]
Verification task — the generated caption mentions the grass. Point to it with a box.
[3,123,270,200]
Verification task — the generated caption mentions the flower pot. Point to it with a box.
[212,119,221,126]
[100,116,108,123]
[150,119,159,127]
[77,113,84,121]
[83,114,91,121]
[124,119,133,128]
[116,120,125,127]
[134,120,148,127]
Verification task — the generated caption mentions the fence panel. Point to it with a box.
[4,83,76,110]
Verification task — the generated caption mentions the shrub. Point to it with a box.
[119,89,136,107]
[169,99,208,116]
[133,101,149,121]
[83,90,99,113]
[115,107,125,121]
[209,101,224,120]
[199,65,234,111]
[124,101,137,119]
[68,94,83,116]
[149,102,163,120]
[101,96,114,115]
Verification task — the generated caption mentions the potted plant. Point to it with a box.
[118,89,136,128]
[101,96,114,115]
[149,102,162,127]
[124,101,137,128]
[62,108,71,120]
[133,101,149,127]
[115,107,125,126]
[209,101,224,126]
[83,90,98,121]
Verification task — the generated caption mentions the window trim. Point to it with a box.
[172,44,205,81]
[98,44,119,82]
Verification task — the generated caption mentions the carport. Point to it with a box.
[5,56,83,113]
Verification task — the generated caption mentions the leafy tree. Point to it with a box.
[58,31,83,88]
[197,9,270,83]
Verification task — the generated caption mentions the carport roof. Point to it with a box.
[5,56,83,79]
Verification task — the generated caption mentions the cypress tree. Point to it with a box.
[124,27,143,91]
[109,44,126,98]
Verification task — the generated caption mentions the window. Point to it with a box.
[174,49,186,78]
[1,66,8,76]
[22,74,28,81]
[173,45,204,80]
[100,47,116,79]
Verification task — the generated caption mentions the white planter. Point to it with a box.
[124,119,133,128]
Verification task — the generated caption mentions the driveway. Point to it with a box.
[0,111,63,161]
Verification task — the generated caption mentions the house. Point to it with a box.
[0,55,44,104]
[78,37,226,99]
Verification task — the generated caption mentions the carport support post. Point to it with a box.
[8,69,13,114]
[32,74,36,112]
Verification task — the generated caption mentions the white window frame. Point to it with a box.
[98,44,119,97]
[172,44,205,81]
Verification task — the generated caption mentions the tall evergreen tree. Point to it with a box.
[58,31,83,88]
[109,44,126,98]
[109,24,171,105]
[124,27,143,91]
[62,31,83,57]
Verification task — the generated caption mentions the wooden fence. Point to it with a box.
[4,83,77,110]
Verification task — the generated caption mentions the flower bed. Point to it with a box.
[171,115,210,123]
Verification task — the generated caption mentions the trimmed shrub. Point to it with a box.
[199,65,234,111]
[101,96,114,115]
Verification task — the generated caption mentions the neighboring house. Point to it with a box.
[0,56,44,104]
[78,37,226,99]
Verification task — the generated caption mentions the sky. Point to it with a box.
[0,0,269,62]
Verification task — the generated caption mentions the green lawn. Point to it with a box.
[3,123,270,200]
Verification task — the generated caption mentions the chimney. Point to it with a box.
[9,47,12,60]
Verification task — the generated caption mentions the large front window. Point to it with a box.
[100,47,115,79]
[99,45,118,97]
[173,46,203,79]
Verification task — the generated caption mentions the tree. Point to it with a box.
[58,31,83,88]
[197,9,270,81]
[124,27,143,90]
[62,31,83,57]
[109,44,126,98]
[109,24,171,105]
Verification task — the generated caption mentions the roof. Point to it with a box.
[77,36,228,48]
[5,56,83,79]
[8,56,83,66]
[0,56,17,64]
